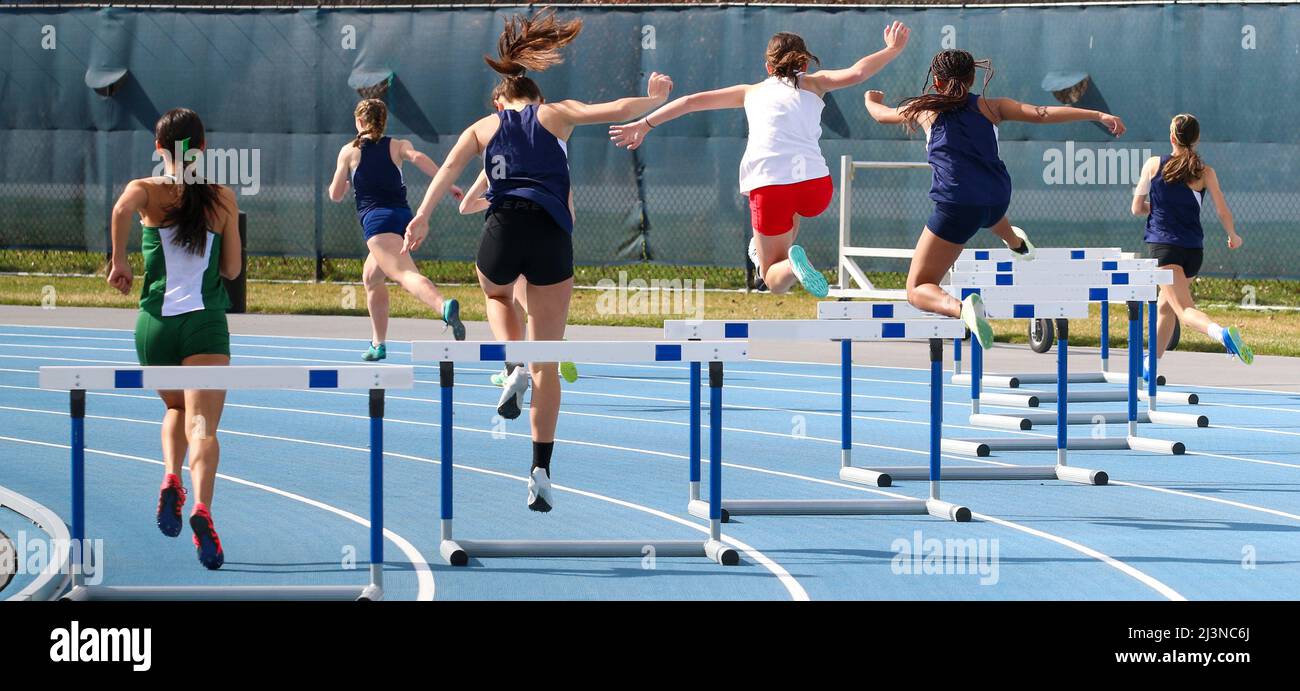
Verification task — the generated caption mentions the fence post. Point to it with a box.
[223,211,248,313]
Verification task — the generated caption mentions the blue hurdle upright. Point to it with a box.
[664,319,971,523]
[37,365,414,601]
[410,340,748,566]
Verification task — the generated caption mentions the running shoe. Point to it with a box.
[490,368,508,387]
[361,343,386,362]
[559,361,579,384]
[497,366,529,420]
[787,245,829,298]
[961,293,995,350]
[1005,226,1036,261]
[1223,326,1254,365]
[156,475,186,538]
[442,298,466,341]
[190,507,224,570]
[527,467,553,513]
[748,236,763,280]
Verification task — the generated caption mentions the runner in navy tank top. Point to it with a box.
[1132,113,1251,368]
[407,9,673,512]
[329,98,466,359]
[865,48,1125,349]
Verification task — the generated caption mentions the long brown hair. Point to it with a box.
[766,32,819,86]
[485,9,583,104]
[155,108,227,255]
[1163,113,1205,184]
[352,98,387,148]
[898,50,994,133]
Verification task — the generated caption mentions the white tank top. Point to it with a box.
[737,75,830,194]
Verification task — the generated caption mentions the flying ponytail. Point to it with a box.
[766,32,820,87]
[898,50,994,133]
[486,8,583,104]
[154,108,227,256]
[352,98,387,149]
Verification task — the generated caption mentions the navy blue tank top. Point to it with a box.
[1144,155,1205,248]
[352,136,409,218]
[483,104,572,233]
[926,94,1013,207]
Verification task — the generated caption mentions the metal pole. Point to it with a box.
[970,334,983,415]
[368,389,384,580]
[841,338,852,468]
[1127,301,1140,437]
[1147,299,1159,411]
[1099,300,1110,372]
[1056,319,1069,466]
[928,339,943,500]
[708,361,723,536]
[439,363,454,528]
[837,155,853,291]
[690,362,701,487]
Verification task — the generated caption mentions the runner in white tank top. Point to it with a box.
[612,21,910,297]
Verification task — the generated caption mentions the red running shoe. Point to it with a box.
[190,506,224,570]
[156,475,187,538]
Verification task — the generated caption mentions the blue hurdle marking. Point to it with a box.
[113,370,143,389]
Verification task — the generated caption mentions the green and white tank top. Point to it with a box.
[139,225,231,317]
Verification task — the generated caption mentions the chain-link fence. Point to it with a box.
[1,3,1296,286]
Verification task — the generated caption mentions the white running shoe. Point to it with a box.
[1004,226,1036,261]
[748,236,763,279]
[527,467,553,513]
[961,294,995,350]
[496,366,529,420]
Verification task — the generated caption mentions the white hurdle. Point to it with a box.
[820,301,1108,485]
[38,365,415,601]
[663,319,972,523]
[408,340,749,566]
[830,157,928,300]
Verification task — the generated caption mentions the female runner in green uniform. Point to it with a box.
[107,108,240,570]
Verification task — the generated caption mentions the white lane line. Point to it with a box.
[0,395,1176,600]
[0,434,437,601]
[1,404,807,601]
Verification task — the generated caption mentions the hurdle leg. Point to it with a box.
[360,388,385,600]
[924,339,971,522]
[952,336,962,377]
[686,362,718,519]
[1127,302,1189,452]
[437,363,468,566]
[704,362,739,565]
[839,340,895,487]
[66,390,87,599]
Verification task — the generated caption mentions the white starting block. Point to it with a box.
[38,365,415,601]
[664,319,971,522]
[409,340,749,566]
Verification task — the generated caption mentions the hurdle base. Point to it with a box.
[977,392,1041,407]
[63,584,376,601]
[953,371,1111,388]
[687,499,731,523]
[850,464,1105,486]
[1102,371,1167,387]
[440,538,738,565]
[972,410,1208,429]
[839,466,893,487]
[945,436,1183,456]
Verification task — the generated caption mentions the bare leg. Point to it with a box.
[512,276,529,325]
[477,268,526,341]
[524,278,574,443]
[906,228,966,318]
[366,233,447,314]
[1155,265,1213,358]
[756,219,799,294]
[158,390,187,478]
[362,253,390,346]
[180,353,229,508]
[988,216,1020,248]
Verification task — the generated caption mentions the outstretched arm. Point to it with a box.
[328,145,352,202]
[548,72,674,127]
[863,90,906,125]
[1203,167,1241,248]
[406,121,485,253]
[399,139,463,200]
[608,83,749,150]
[802,21,909,96]
[993,97,1126,136]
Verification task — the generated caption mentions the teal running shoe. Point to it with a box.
[442,298,466,341]
[1223,326,1254,365]
[787,245,828,298]
[361,343,386,362]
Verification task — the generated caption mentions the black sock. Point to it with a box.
[532,441,554,476]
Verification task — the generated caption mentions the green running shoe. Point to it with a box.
[361,343,386,362]
[961,294,995,350]
[559,361,579,383]
[442,298,466,341]
[1223,326,1254,365]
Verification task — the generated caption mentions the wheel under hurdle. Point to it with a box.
[37,365,413,601]
[664,317,972,524]
[409,340,749,566]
